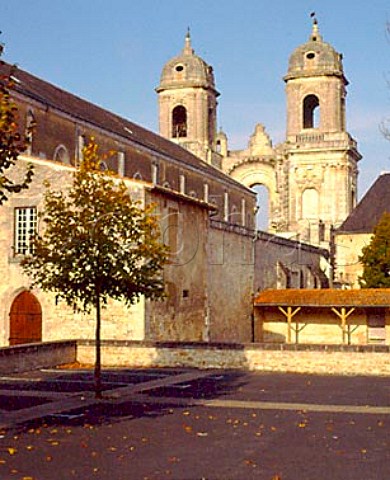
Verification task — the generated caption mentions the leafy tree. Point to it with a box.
[359,212,390,288]
[0,45,34,204]
[22,139,168,398]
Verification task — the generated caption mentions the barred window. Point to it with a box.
[14,207,37,255]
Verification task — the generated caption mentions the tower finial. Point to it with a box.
[183,27,194,55]
[309,12,322,41]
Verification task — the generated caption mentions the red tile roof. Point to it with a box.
[254,289,390,307]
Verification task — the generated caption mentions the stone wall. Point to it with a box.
[0,158,148,346]
[76,340,390,376]
[0,341,76,374]
[334,232,371,288]
[207,221,254,342]
[255,231,329,291]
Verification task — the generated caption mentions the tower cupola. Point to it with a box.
[157,30,218,95]
[284,19,347,84]
[156,31,220,165]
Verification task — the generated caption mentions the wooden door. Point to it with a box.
[9,291,42,346]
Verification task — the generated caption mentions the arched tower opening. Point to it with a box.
[303,94,320,129]
[172,106,187,138]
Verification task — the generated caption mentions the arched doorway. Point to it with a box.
[9,291,42,346]
[251,183,270,231]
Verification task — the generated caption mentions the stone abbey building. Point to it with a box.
[0,19,356,348]
[157,20,361,246]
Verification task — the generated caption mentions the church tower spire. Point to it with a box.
[282,21,361,244]
[183,28,194,55]
[156,32,220,166]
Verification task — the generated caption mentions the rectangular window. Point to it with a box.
[14,207,37,255]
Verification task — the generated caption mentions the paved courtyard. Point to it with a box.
[0,367,389,479]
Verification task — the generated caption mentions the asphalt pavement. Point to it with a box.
[0,367,389,479]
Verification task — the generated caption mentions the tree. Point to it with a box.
[0,44,34,204]
[359,212,390,288]
[22,139,168,398]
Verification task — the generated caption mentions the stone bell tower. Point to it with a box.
[283,19,361,244]
[156,30,221,166]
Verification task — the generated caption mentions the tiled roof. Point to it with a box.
[0,61,251,193]
[254,289,390,307]
[338,173,390,233]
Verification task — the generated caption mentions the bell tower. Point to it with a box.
[156,30,220,166]
[283,19,361,244]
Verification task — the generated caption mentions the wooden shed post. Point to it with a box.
[279,306,301,344]
[331,307,355,344]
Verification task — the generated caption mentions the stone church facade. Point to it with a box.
[157,21,362,247]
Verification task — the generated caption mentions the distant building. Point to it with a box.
[335,172,390,289]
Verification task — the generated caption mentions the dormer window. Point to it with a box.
[306,52,316,60]
[175,64,184,72]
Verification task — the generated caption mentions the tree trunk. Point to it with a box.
[94,284,102,399]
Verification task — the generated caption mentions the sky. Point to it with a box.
[1,0,390,198]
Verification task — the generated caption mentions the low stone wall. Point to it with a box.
[0,341,77,374]
[77,340,390,376]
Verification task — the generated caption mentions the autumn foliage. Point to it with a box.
[0,53,34,204]
[22,138,168,396]
[359,212,390,288]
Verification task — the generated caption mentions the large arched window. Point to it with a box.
[303,94,320,129]
[172,106,187,138]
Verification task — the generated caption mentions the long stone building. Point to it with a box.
[0,59,257,347]
[0,19,352,348]
[157,20,361,247]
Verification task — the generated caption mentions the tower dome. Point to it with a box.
[284,20,346,83]
[156,30,220,165]
[156,30,218,94]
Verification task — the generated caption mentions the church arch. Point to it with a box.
[228,162,277,232]
[251,184,270,230]
[303,94,320,129]
[9,290,42,346]
[172,105,187,138]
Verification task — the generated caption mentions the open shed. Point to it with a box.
[254,289,390,345]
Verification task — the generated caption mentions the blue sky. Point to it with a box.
[1,0,390,197]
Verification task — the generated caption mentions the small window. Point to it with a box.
[99,161,108,171]
[306,52,315,60]
[175,65,184,72]
[14,207,37,255]
[151,163,159,184]
[53,145,70,164]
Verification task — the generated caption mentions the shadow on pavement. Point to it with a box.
[21,369,249,430]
